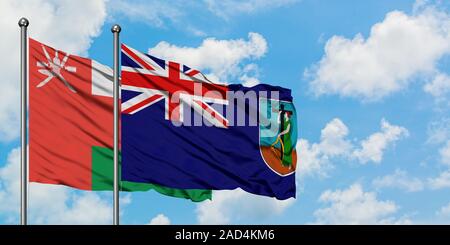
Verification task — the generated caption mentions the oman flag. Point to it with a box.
[28,38,211,202]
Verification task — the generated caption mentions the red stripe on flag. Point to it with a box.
[186,70,200,77]
[123,94,164,114]
[194,100,228,128]
[122,71,228,99]
[122,44,154,71]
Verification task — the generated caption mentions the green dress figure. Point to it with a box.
[272,111,293,168]
[281,112,293,168]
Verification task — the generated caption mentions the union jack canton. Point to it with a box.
[121,44,228,128]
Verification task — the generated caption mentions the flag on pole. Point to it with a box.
[28,38,211,202]
[121,44,297,200]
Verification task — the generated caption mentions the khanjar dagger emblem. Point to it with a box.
[36,45,77,93]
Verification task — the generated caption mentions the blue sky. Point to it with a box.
[1,0,450,224]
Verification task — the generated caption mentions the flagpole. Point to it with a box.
[18,17,29,226]
[112,24,121,226]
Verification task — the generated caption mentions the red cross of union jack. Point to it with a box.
[121,44,229,128]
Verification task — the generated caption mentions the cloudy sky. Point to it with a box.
[1,0,450,224]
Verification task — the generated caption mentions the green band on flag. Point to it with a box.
[91,146,212,202]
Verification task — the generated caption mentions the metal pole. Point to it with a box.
[111,24,121,226]
[18,17,29,226]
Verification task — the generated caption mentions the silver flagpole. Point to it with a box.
[111,24,121,226]
[18,17,29,226]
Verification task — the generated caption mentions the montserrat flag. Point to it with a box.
[28,38,211,202]
[121,44,297,200]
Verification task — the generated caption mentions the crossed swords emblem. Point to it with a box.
[36,45,77,93]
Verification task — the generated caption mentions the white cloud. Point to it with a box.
[372,169,424,192]
[319,118,352,156]
[296,139,331,178]
[424,73,450,98]
[297,118,350,177]
[0,147,124,224]
[313,183,410,224]
[427,119,450,171]
[30,187,112,225]
[239,64,261,87]
[298,118,408,178]
[0,0,107,141]
[204,0,298,20]
[427,117,450,144]
[196,189,295,224]
[352,119,409,164]
[428,170,450,189]
[149,32,267,84]
[0,148,21,216]
[148,214,171,225]
[306,6,450,101]
[240,75,261,87]
[439,140,450,165]
[437,202,450,217]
